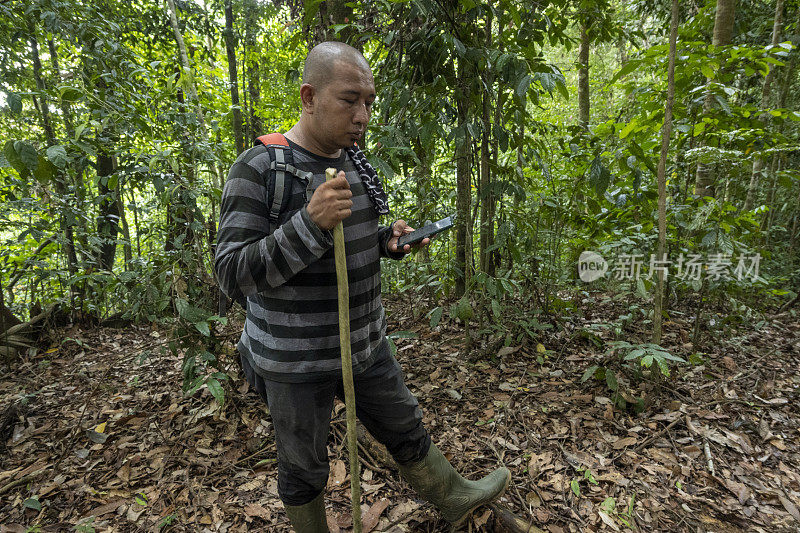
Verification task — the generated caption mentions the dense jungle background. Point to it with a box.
[1,0,799,531]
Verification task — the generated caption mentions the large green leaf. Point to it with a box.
[15,141,38,172]
[34,155,56,184]
[176,297,210,324]
[46,145,68,169]
[206,376,225,405]
[608,59,642,85]
[7,92,22,115]
[4,140,27,177]
[58,85,83,102]
[588,156,611,197]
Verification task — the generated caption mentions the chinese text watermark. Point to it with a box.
[578,251,761,283]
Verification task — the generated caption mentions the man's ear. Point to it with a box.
[299,83,315,113]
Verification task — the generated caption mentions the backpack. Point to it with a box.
[254,133,315,233]
[220,133,315,314]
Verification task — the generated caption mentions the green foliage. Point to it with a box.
[0,0,798,418]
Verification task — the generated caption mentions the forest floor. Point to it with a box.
[0,293,799,533]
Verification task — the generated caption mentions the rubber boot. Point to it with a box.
[284,492,330,533]
[398,442,511,526]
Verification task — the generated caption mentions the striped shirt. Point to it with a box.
[215,140,403,382]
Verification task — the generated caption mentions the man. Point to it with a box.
[215,41,510,532]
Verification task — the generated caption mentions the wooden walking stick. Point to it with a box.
[326,168,362,532]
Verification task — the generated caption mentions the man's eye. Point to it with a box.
[343,99,356,105]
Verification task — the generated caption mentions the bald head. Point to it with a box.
[302,41,371,90]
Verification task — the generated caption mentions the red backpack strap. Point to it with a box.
[255,133,289,148]
[254,133,314,233]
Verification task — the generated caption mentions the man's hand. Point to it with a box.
[388,219,431,253]
[307,170,353,230]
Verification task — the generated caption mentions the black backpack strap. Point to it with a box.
[255,134,314,233]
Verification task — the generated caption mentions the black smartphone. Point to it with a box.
[396,216,454,248]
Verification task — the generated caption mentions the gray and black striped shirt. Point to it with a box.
[215,141,403,382]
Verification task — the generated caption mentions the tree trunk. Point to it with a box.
[455,62,471,298]
[244,0,262,137]
[30,31,80,307]
[225,0,245,155]
[412,137,431,264]
[694,0,737,198]
[577,21,590,128]
[166,0,221,188]
[96,148,120,272]
[744,0,784,211]
[654,0,679,345]
[118,180,133,267]
[479,12,494,274]
[322,0,357,45]
[488,82,501,278]
[760,10,799,232]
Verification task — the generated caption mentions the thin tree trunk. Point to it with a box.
[760,13,799,233]
[654,0,679,345]
[694,0,737,198]
[577,22,590,128]
[225,0,245,155]
[744,0,784,211]
[412,137,431,264]
[479,12,494,274]
[96,146,120,272]
[165,0,221,188]
[488,84,501,278]
[130,187,141,259]
[790,183,800,251]
[118,180,132,267]
[455,62,471,298]
[31,31,82,309]
[244,0,262,136]
[322,0,356,45]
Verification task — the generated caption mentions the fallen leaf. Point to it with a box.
[779,492,800,523]
[239,479,262,491]
[723,478,751,505]
[598,510,620,531]
[497,346,520,357]
[243,503,271,521]
[116,463,131,483]
[526,491,542,507]
[612,437,637,450]
[329,459,347,488]
[474,508,492,527]
[86,429,107,444]
[362,499,390,533]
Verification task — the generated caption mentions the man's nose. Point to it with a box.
[353,102,369,125]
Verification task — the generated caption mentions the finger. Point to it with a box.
[336,199,354,210]
[327,175,351,189]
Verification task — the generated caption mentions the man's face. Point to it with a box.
[309,60,376,151]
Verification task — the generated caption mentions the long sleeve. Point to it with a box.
[378,222,406,260]
[214,161,333,302]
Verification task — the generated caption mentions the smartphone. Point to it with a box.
[396,216,454,248]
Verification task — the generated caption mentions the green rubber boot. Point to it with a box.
[284,492,330,533]
[398,443,511,526]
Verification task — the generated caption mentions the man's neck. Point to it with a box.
[285,123,341,159]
